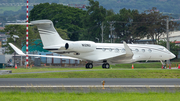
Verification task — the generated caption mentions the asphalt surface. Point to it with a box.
[0,78,180,86]
[11,70,100,74]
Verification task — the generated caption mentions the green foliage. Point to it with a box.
[55,28,69,40]
[29,3,86,41]
[3,25,39,54]
[114,7,179,43]
[3,25,70,53]
[141,7,179,44]
[1,0,180,14]
[1,67,180,78]
[109,8,144,43]
[3,1,180,44]
[158,40,180,58]
[0,6,21,14]
[1,92,180,101]
[81,0,107,41]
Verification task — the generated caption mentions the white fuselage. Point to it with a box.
[8,20,176,68]
[50,43,175,64]
[29,20,176,64]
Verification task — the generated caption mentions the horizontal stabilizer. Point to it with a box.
[9,43,25,55]
[27,54,80,60]
[6,20,52,26]
[6,23,32,25]
[9,43,80,60]
[31,20,52,25]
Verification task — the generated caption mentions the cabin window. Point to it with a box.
[109,48,112,52]
[135,49,139,52]
[121,48,125,53]
[148,49,152,52]
[102,48,106,52]
[142,49,145,52]
[115,48,119,52]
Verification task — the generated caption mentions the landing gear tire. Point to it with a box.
[85,63,93,69]
[86,63,89,69]
[102,64,105,69]
[102,63,110,69]
[89,63,93,69]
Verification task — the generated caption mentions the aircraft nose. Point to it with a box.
[170,53,176,59]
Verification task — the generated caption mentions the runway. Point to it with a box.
[0,78,180,92]
[0,78,180,86]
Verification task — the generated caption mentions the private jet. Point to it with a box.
[8,20,176,69]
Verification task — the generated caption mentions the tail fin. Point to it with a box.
[30,20,65,48]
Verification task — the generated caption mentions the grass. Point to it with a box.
[0,6,21,14]
[4,62,179,73]
[1,62,180,78]
[0,69,180,78]
[4,67,86,73]
[0,92,180,101]
[114,62,180,68]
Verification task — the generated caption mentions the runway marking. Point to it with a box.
[0,85,180,88]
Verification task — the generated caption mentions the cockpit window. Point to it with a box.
[163,48,169,52]
[159,48,168,52]
[159,48,164,50]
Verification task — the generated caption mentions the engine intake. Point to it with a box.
[65,43,69,50]
[64,41,96,52]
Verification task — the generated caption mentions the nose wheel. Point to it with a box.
[102,63,110,69]
[85,63,93,69]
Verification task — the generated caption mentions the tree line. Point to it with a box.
[2,0,180,56]
[29,0,179,43]
[1,0,180,14]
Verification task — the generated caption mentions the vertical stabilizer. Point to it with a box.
[31,20,65,47]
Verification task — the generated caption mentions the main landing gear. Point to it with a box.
[85,62,110,69]
[102,63,110,69]
[85,63,93,69]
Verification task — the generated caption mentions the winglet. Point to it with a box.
[123,41,133,56]
[9,43,25,55]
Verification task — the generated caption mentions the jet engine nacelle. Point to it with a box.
[65,41,96,52]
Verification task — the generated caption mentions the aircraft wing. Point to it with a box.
[9,43,80,60]
[98,41,134,62]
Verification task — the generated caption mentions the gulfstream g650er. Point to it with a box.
[8,20,176,69]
